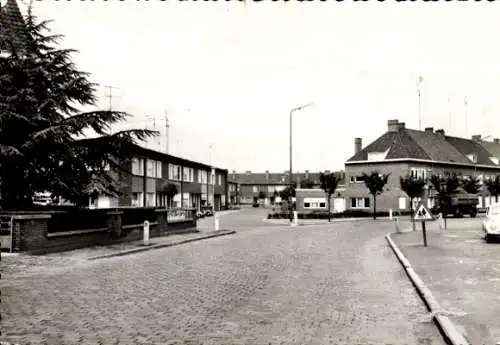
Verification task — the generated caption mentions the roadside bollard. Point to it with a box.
[143,220,150,246]
[393,217,401,233]
[389,208,393,220]
[291,211,298,227]
[438,213,445,230]
[214,212,220,231]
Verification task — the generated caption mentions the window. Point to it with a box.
[146,160,156,177]
[146,192,155,207]
[253,186,258,193]
[197,169,202,183]
[349,176,364,183]
[168,164,182,180]
[478,196,483,208]
[156,161,162,178]
[183,167,189,181]
[410,168,427,180]
[218,174,222,185]
[303,198,327,209]
[351,197,370,209]
[132,192,143,207]
[200,170,208,184]
[132,158,144,176]
[188,168,194,182]
[268,186,275,193]
[275,186,286,192]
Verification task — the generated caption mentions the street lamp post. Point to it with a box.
[289,102,314,219]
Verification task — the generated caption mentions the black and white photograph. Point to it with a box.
[1,0,500,344]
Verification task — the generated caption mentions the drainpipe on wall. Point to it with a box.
[143,158,147,207]
[180,166,184,208]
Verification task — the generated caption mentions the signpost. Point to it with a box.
[414,202,433,247]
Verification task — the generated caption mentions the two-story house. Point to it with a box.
[344,119,500,214]
[91,143,229,211]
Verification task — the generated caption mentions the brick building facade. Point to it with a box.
[344,119,500,213]
[91,144,229,211]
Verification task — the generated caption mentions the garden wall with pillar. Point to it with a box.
[0,207,197,254]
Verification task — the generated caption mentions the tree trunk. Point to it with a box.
[327,193,331,222]
[373,195,377,220]
[410,197,416,231]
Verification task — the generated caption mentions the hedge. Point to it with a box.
[267,210,413,220]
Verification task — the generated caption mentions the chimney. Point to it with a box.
[387,119,399,132]
[325,170,331,174]
[354,138,362,154]
[398,122,406,130]
[265,170,269,180]
[424,127,434,133]
[245,170,251,175]
[471,134,482,142]
[435,129,445,136]
[494,138,500,144]
[305,170,309,179]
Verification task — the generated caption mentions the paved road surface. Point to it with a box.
[1,209,445,345]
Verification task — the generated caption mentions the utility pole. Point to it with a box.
[464,96,468,137]
[417,76,423,131]
[104,85,119,111]
[164,109,170,154]
[447,97,451,132]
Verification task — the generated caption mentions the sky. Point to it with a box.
[11,0,500,172]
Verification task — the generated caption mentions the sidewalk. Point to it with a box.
[1,229,235,277]
[390,218,500,345]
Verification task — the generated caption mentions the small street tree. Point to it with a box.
[462,176,481,195]
[399,174,426,230]
[485,175,500,202]
[361,171,390,220]
[319,172,340,222]
[163,183,178,208]
[258,190,266,200]
[279,186,296,201]
[0,5,156,209]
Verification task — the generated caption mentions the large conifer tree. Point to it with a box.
[0,3,156,209]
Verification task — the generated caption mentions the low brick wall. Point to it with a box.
[1,209,198,254]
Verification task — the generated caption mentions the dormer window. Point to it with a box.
[466,154,478,163]
[489,157,499,165]
[367,148,390,161]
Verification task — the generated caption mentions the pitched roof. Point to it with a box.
[346,124,500,167]
[346,130,430,162]
[227,171,344,185]
[480,142,500,161]
[444,135,498,166]
[0,0,30,52]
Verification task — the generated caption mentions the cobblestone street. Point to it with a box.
[1,216,445,345]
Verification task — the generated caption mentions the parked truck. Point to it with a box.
[434,191,478,218]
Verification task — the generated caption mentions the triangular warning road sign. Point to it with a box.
[414,202,433,220]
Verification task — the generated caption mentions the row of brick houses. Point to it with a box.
[90,143,229,211]
[227,170,346,206]
[343,119,500,214]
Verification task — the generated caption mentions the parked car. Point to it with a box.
[201,206,213,217]
[482,202,500,243]
[196,210,204,219]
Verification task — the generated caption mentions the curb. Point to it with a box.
[385,233,471,345]
[87,230,237,260]
[262,217,398,225]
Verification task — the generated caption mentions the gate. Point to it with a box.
[0,216,13,253]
